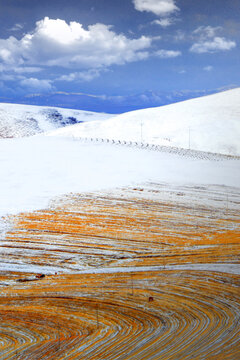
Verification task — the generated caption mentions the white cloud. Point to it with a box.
[155,49,181,58]
[8,23,24,32]
[57,69,102,82]
[0,73,21,81]
[190,26,236,54]
[20,78,53,92]
[193,26,222,40]
[152,18,173,27]
[0,36,23,65]
[133,0,179,16]
[14,67,43,73]
[190,37,236,53]
[0,65,42,73]
[0,17,152,70]
[174,30,185,42]
[203,66,213,71]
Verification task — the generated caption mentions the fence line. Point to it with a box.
[72,136,239,161]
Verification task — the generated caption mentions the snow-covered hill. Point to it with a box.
[49,88,240,155]
[0,103,113,138]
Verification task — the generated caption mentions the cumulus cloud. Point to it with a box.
[190,37,236,53]
[190,26,236,53]
[0,17,152,70]
[133,0,179,16]
[0,37,20,65]
[155,49,181,58]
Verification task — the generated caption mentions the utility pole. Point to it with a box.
[141,121,143,143]
[188,127,191,150]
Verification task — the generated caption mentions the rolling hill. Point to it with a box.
[49,88,240,155]
[0,103,113,138]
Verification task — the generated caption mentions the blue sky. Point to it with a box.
[0,0,239,112]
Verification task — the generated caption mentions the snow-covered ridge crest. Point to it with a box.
[0,103,113,138]
[49,88,240,156]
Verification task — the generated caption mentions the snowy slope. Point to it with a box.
[49,88,240,155]
[0,103,113,138]
[0,135,239,224]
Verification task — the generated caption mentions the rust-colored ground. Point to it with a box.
[0,183,239,359]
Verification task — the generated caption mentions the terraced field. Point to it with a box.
[0,182,239,359]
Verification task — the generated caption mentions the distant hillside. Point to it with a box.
[49,88,240,155]
[0,103,113,138]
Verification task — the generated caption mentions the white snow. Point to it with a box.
[0,102,113,138]
[0,262,67,275]
[1,263,239,276]
[49,88,240,156]
[73,263,240,276]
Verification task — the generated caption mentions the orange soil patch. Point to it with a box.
[4,185,240,271]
